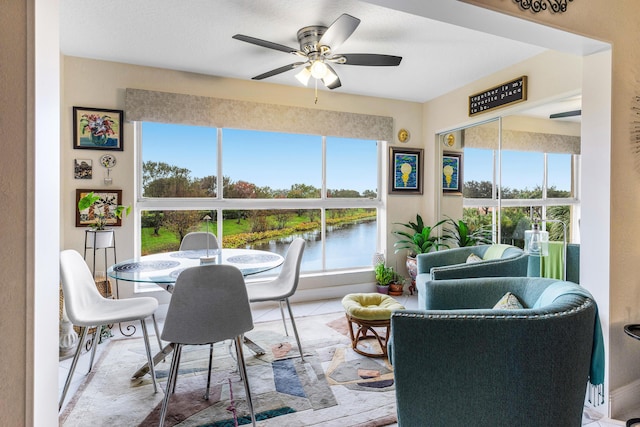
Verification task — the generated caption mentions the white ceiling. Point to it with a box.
[59,0,604,115]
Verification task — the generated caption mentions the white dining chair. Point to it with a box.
[246,238,306,361]
[158,264,256,427]
[58,249,159,411]
[179,231,219,251]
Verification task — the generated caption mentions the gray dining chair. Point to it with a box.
[58,249,159,411]
[247,238,306,361]
[179,231,219,251]
[158,264,256,427]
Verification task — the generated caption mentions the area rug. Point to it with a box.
[59,312,398,427]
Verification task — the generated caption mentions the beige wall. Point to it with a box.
[1,2,30,424]
[2,0,61,425]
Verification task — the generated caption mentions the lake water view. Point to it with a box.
[249,220,377,276]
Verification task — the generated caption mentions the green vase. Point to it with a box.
[91,133,108,146]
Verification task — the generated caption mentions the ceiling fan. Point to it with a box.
[232,13,402,91]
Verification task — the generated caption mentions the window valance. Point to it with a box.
[463,125,580,154]
[124,88,394,141]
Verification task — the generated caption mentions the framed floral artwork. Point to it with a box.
[73,106,123,151]
[442,151,463,194]
[389,147,423,194]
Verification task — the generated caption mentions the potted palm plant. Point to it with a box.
[441,216,493,247]
[78,191,131,248]
[393,214,448,293]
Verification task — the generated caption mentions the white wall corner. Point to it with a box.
[610,378,640,419]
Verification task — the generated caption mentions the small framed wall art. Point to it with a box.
[74,159,92,179]
[73,106,124,151]
[76,189,124,227]
[442,151,463,195]
[389,147,423,194]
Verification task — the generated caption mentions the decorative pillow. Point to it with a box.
[493,292,524,310]
[482,244,511,260]
[466,253,483,263]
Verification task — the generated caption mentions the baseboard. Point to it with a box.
[610,378,640,418]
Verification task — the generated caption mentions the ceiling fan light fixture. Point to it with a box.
[310,60,328,79]
[295,66,312,86]
[322,68,339,86]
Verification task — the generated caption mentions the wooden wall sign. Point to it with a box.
[469,76,527,116]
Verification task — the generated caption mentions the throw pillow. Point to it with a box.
[493,292,524,310]
[466,253,483,263]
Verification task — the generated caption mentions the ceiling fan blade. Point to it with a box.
[318,14,360,51]
[550,110,581,119]
[323,64,341,90]
[340,53,402,66]
[252,62,306,80]
[233,34,300,54]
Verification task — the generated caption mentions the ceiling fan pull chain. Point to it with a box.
[315,79,319,104]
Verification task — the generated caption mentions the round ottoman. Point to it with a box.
[341,293,405,357]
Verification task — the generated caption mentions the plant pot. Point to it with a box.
[86,229,114,249]
[406,256,418,295]
[389,282,404,296]
[376,285,389,294]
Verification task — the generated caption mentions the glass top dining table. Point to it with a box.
[107,248,284,378]
[107,248,284,292]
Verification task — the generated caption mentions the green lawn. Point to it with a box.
[141,210,375,255]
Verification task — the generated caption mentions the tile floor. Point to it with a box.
[59,293,638,426]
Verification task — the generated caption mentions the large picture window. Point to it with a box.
[138,123,381,277]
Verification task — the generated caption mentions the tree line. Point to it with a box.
[143,161,377,199]
[462,180,572,244]
[141,161,376,248]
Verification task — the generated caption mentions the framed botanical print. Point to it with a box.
[442,151,462,194]
[389,147,423,194]
[75,189,124,227]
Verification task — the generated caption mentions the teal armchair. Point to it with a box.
[391,277,598,427]
[416,244,528,308]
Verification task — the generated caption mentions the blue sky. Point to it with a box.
[464,148,572,191]
[142,123,571,194]
[142,123,378,193]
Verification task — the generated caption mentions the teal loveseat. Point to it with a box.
[390,277,601,427]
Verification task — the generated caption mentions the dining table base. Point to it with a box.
[131,337,266,379]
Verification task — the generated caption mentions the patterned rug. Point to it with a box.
[59,312,398,426]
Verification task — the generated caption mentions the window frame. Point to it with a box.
[463,150,580,243]
[134,122,384,280]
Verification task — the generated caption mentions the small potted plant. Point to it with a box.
[374,263,396,294]
[392,214,449,293]
[388,273,405,296]
[78,191,131,248]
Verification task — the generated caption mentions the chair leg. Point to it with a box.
[172,346,183,393]
[284,298,304,362]
[204,343,214,400]
[278,300,290,336]
[234,336,256,427]
[87,325,101,373]
[140,319,158,393]
[151,314,163,351]
[159,343,182,427]
[59,326,89,411]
